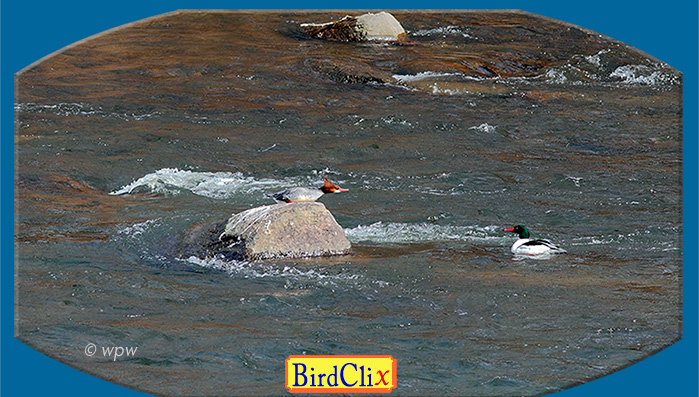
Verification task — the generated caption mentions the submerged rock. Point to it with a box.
[183,203,351,260]
[301,16,364,42]
[179,218,234,260]
[304,57,392,84]
[301,12,406,42]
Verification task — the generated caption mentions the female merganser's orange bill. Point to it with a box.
[504,225,567,255]
[266,177,349,203]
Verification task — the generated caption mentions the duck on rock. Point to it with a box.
[503,225,567,255]
[266,177,348,203]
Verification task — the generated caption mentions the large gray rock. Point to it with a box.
[219,202,351,259]
[301,12,406,42]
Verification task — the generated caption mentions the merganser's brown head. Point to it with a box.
[321,177,349,194]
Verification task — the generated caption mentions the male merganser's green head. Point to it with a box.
[504,225,530,239]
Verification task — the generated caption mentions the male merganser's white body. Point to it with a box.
[504,225,567,255]
[266,177,348,203]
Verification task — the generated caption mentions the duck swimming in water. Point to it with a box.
[504,225,567,255]
[266,177,348,203]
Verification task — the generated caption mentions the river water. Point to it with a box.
[15,10,681,396]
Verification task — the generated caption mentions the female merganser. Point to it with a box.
[266,177,348,203]
[503,225,567,255]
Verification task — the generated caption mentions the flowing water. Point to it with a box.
[14,10,681,396]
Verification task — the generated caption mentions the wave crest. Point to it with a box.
[344,222,504,244]
[109,168,338,198]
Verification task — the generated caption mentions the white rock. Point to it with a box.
[356,12,406,41]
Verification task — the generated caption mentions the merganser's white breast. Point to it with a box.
[504,225,566,256]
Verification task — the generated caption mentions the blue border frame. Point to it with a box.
[3,2,697,396]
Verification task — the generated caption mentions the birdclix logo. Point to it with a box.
[285,355,397,393]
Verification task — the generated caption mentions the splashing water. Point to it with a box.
[345,222,506,244]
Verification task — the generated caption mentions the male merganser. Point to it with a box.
[266,177,348,203]
[503,225,567,255]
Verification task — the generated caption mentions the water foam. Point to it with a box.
[540,52,679,87]
[15,102,161,121]
[469,123,497,133]
[410,26,474,38]
[110,168,321,198]
[344,222,504,244]
[392,71,466,83]
[609,64,680,86]
[182,256,387,290]
[583,48,612,67]
[484,47,680,89]
[116,219,161,236]
[428,84,476,95]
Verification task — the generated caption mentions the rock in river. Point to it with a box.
[223,202,351,259]
[183,203,351,260]
[301,12,406,42]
